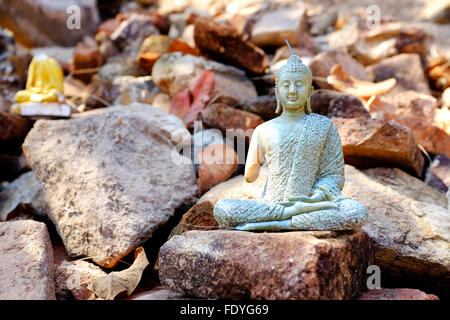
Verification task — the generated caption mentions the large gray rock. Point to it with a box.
[343,166,450,288]
[0,171,46,221]
[0,220,55,299]
[0,0,99,47]
[159,229,374,300]
[152,52,257,104]
[23,104,198,268]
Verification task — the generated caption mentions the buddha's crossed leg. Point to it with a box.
[234,198,367,231]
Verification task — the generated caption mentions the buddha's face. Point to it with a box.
[277,72,309,111]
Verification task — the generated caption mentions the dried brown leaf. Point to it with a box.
[88,247,149,300]
[327,64,396,98]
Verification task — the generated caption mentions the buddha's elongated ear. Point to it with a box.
[275,85,281,114]
[305,85,313,114]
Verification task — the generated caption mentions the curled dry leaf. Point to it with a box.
[170,70,215,125]
[184,70,215,125]
[88,247,149,300]
[327,64,396,98]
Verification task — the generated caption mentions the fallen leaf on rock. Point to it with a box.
[184,70,215,125]
[170,88,191,119]
[327,64,396,98]
[88,247,149,300]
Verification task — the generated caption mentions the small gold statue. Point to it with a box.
[213,42,368,231]
[12,53,70,117]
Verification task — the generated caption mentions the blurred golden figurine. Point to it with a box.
[12,53,70,117]
[213,42,368,231]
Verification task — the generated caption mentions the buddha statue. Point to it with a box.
[213,49,368,231]
[11,53,70,117]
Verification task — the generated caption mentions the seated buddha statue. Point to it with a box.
[213,51,368,231]
[12,53,70,117]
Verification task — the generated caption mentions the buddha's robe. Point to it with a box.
[213,113,367,231]
[15,56,64,103]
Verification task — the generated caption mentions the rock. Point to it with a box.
[422,0,450,24]
[0,153,29,183]
[169,200,218,238]
[0,171,46,221]
[96,33,120,60]
[0,0,99,47]
[111,76,163,106]
[353,23,428,66]
[442,88,450,109]
[310,50,369,89]
[126,286,191,300]
[31,46,75,72]
[0,112,32,140]
[98,54,147,89]
[427,56,450,91]
[379,91,450,158]
[159,229,374,299]
[249,5,308,48]
[96,18,121,36]
[137,35,197,74]
[181,24,196,48]
[196,143,238,195]
[191,128,225,152]
[308,8,337,36]
[73,38,105,84]
[22,104,198,268]
[152,92,172,113]
[19,102,72,118]
[0,220,55,299]
[333,117,424,177]
[193,17,269,75]
[328,95,370,119]
[152,52,257,104]
[357,288,439,300]
[72,103,192,147]
[366,54,432,98]
[200,103,264,141]
[157,0,275,16]
[343,166,450,288]
[238,95,277,121]
[310,90,370,119]
[196,164,450,288]
[55,259,107,300]
[426,155,450,193]
[198,165,268,204]
[111,13,160,51]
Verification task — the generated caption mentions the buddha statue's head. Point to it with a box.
[275,54,313,114]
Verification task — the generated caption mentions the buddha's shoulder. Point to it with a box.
[308,113,332,125]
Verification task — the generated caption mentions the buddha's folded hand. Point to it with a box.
[282,200,338,219]
[288,190,327,203]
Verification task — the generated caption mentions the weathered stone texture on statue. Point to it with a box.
[159,229,374,299]
[0,220,55,300]
[213,54,368,231]
[23,104,198,268]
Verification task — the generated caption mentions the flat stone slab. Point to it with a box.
[0,220,55,300]
[159,229,374,300]
[23,104,198,268]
